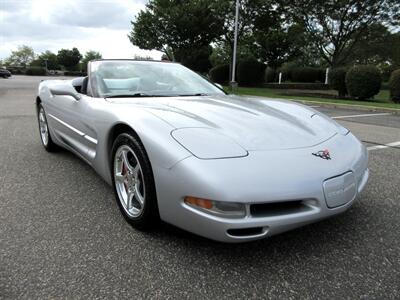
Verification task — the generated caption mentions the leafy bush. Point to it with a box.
[209,64,230,84]
[25,67,46,76]
[237,60,266,86]
[389,69,400,103]
[329,68,348,97]
[380,64,397,82]
[265,67,276,83]
[345,65,382,100]
[291,67,325,83]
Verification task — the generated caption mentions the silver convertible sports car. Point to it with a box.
[36,59,369,242]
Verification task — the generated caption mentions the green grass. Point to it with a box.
[226,87,400,110]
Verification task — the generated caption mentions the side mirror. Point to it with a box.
[214,83,223,90]
[49,84,81,101]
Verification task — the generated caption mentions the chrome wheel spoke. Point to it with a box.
[114,144,146,218]
[121,151,130,171]
[39,108,49,146]
[126,190,134,210]
[115,172,125,183]
[133,165,140,178]
[134,186,144,207]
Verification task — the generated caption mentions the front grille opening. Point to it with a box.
[227,227,264,237]
[250,200,310,217]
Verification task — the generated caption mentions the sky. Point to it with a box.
[0,0,163,60]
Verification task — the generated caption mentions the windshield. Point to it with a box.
[89,60,225,98]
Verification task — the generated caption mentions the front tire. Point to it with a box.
[111,132,159,230]
[37,104,58,152]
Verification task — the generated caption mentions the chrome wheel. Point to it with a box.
[38,107,49,146]
[114,145,146,218]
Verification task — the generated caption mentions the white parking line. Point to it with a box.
[332,113,391,119]
[367,141,400,151]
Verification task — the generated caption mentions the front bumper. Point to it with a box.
[155,133,369,242]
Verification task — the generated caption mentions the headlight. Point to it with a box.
[312,113,349,135]
[184,196,246,218]
[171,128,248,159]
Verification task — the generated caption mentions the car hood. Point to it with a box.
[110,94,340,151]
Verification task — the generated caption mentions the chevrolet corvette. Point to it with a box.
[36,59,369,242]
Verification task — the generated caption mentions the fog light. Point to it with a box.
[184,196,246,218]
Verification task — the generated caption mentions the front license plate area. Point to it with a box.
[323,172,357,208]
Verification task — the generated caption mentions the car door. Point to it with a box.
[46,92,98,163]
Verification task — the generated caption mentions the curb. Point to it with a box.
[240,93,400,114]
[290,99,400,115]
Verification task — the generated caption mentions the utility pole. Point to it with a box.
[230,0,239,89]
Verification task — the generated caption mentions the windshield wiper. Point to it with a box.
[105,93,168,98]
[178,93,210,97]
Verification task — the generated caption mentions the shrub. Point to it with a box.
[237,60,266,86]
[265,67,276,83]
[380,64,397,82]
[25,67,46,76]
[209,64,230,84]
[291,67,325,83]
[329,68,348,97]
[277,61,298,82]
[345,65,382,100]
[389,69,400,103]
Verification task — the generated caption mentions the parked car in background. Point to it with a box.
[0,68,12,78]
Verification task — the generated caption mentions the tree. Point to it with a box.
[212,0,305,69]
[4,45,35,67]
[285,0,400,67]
[340,24,394,65]
[253,23,305,69]
[128,0,224,71]
[31,51,59,70]
[81,51,102,72]
[212,0,279,66]
[174,45,213,73]
[389,32,400,67]
[57,48,82,71]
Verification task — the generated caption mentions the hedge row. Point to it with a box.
[237,60,266,86]
[389,69,400,103]
[209,60,266,86]
[268,67,326,83]
[25,67,47,76]
[209,64,230,84]
[264,83,329,90]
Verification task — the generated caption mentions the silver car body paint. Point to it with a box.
[37,62,369,242]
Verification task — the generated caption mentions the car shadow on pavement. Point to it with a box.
[149,203,368,257]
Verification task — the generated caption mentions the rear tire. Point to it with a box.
[37,104,58,152]
[111,132,159,230]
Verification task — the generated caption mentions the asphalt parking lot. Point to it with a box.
[1,76,399,299]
